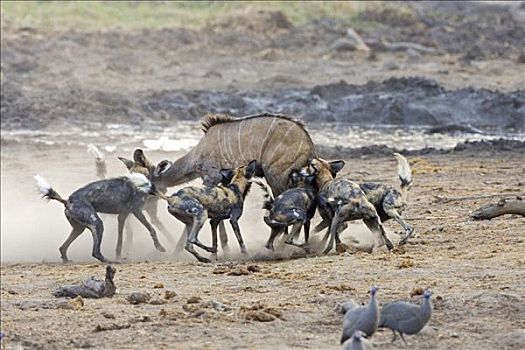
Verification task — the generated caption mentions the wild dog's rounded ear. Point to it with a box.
[154,160,172,176]
[329,160,345,175]
[245,160,257,179]
[118,157,135,170]
[133,149,153,169]
[289,170,301,184]
[219,169,235,183]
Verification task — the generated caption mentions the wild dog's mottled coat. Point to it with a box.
[159,160,257,263]
[303,158,394,254]
[258,170,317,251]
[35,172,165,263]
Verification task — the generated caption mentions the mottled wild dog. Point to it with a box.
[257,170,317,251]
[34,172,166,263]
[301,158,394,254]
[158,160,257,263]
[359,153,413,244]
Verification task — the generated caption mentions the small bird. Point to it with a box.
[341,287,380,344]
[378,289,433,345]
[342,331,374,350]
[53,265,117,299]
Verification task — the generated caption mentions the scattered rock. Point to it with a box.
[398,258,415,269]
[94,323,131,332]
[126,292,151,305]
[500,330,525,348]
[153,283,164,289]
[164,290,177,300]
[149,298,168,305]
[227,267,251,276]
[187,296,202,304]
[410,287,425,297]
[244,310,277,322]
[246,264,261,273]
[129,315,151,323]
[57,296,84,310]
[7,289,18,295]
[101,311,115,319]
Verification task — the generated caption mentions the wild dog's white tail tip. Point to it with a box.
[393,153,412,187]
[34,174,51,196]
[126,173,152,193]
[87,144,105,161]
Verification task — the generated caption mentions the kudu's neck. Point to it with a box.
[158,150,198,188]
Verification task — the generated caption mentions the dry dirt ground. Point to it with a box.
[1,145,524,350]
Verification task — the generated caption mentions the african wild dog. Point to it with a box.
[359,153,413,244]
[256,170,317,252]
[158,160,257,263]
[34,171,166,263]
[301,158,395,254]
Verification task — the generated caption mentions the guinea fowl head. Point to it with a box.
[424,289,432,299]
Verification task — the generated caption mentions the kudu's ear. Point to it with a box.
[154,160,172,176]
[329,160,345,175]
[245,160,257,179]
[219,169,235,184]
[118,157,135,170]
[133,149,153,169]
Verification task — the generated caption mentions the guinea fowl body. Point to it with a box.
[341,287,380,344]
[342,331,374,350]
[378,290,433,344]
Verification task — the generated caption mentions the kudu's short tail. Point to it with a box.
[253,180,274,210]
[393,153,412,200]
[87,144,107,179]
[34,175,67,206]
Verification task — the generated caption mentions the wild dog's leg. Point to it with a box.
[362,215,394,251]
[124,219,134,253]
[116,213,129,259]
[229,209,247,255]
[87,216,110,263]
[218,221,230,254]
[210,219,220,261]
[265,225,284,251]
[284,222,304,246]
[383,193,414,245]
[323,211,344,255]
[146,201,176,244]
[183,223,211,263]
[59,222,85,263]
[186,209,215,253]
[133,210,166,253]
[301,220,311,252]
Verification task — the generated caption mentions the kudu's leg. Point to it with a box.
[133,210,166,253]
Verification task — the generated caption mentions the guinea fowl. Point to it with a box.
[53,265,117,298]
[341,287,380,344]
[341,331,374,350]
[378,289,433,344]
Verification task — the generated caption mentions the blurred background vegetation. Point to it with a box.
[1,1,369,32]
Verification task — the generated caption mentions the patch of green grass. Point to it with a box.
[1,1,369,32]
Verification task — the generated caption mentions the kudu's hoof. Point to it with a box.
[155,243,166,253]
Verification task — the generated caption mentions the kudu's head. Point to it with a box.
[118,149,172,191]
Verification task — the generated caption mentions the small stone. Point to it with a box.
[410,287,425,297]
[451,332,459,338]
[398,258,414,269]
[164,290,177,300]
[187,296,202,304]
[7,289,18,295]
[102,312,115,319]
[126,292,151,305]
[247,265,261,273]
[245,310,276,322]
[153,283,164,289]
[149,298,167,305]
[227,267,250,276]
